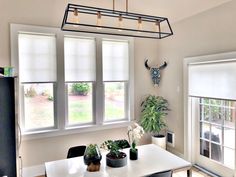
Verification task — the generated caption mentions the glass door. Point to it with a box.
[193,98,236,176]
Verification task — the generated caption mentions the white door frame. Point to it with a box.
[183,51,236,176]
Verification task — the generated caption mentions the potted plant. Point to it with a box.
[127,123,145,160]
[83,144,102,172]
[101,140,127,168]
[140,95,170,149]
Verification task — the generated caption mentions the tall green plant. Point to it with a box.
[140,95,169,135]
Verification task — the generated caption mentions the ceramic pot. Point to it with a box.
[129,148,138,160]
[152,135,166,149]
[106,152,127,168]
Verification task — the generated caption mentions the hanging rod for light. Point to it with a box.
[61,1,173,39]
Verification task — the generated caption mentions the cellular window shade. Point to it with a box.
[18,33,57,82]
[64,37,96,82]
[188,60,236,100]
[102,40,129,81]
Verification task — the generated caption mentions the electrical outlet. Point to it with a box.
[167,131,175,147]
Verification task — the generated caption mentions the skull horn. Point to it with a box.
[159,61,167,70]
[145,59,151,70]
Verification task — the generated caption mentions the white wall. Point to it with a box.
[158,0,236,154]
[0,0,159,168]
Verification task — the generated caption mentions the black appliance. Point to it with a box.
[0,77,16,177]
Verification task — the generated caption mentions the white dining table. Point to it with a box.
[45,144,192,177]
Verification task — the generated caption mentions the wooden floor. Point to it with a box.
[38,168,212,177]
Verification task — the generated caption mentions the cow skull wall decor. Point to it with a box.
[145,59,167,86]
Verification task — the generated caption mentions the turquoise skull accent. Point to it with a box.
[145,59,167,86]
[151,68,161,85]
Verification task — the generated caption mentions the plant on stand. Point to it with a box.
[127,123,145,160]
[140,95,170,149]
[101,140,127,168]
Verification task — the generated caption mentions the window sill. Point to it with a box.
[22,120,133,141]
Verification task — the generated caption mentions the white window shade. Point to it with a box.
[188,60,236,100]
[102,40,129,81]
[64,36,96,82]
[18,33,57,82]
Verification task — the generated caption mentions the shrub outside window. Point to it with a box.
[67,82,93,125]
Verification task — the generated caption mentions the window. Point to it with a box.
[199,98,235,169]
[12,24,134,136]
[18,33,57,131]
[102,40,129,121]
[64,36,96,125]
[23,83,54,129]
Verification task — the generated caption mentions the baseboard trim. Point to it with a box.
[166,147,185,159]
[193,164,222,177]
[23,164,45,177]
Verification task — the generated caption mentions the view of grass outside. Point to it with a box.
[68,83,93,125]
[23,83,54,130]
[104,82,125,121]
[23,82,126,129]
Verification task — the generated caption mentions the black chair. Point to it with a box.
[148,170,172,177]
[67,145,86,158]
[115,139,130,149]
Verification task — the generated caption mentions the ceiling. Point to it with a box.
[73,0,232,23]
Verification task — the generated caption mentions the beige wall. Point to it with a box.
[0,0,159,167]
[157,0,236,154]
[2,0,235,168]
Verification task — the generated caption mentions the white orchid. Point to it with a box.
[127,123,145,150]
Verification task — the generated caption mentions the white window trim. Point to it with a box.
[11,24,134,141]
[183,51,236,176]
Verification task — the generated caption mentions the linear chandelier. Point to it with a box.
[61,0,173,39]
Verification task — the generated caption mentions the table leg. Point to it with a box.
[187,168,192,177]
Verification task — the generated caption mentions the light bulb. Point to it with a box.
[138,17,142,31]
[96,11,102,29]
[155,20,160,32]
[73,9,79,26]
[118,14,123,31]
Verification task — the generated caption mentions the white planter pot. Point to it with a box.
[152,135,166,149]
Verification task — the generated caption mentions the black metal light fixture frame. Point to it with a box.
[61,3,173,39]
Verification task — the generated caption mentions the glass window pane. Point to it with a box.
[23,83,54,130]
[225,108,235,129]
[64,37,96,82]
[210,99,221,106]
[19,33,57,82]
[211,125,222,144]
[68,83,93,125]
[200,139,209,158]
[200,122,210,140]
[102,40,129,81]
[211,142,222,162]
[224,147,235,169]
[200,102,210,121]
[210,105,223,125]
[224,128,235,149]
[104,82,125,121]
